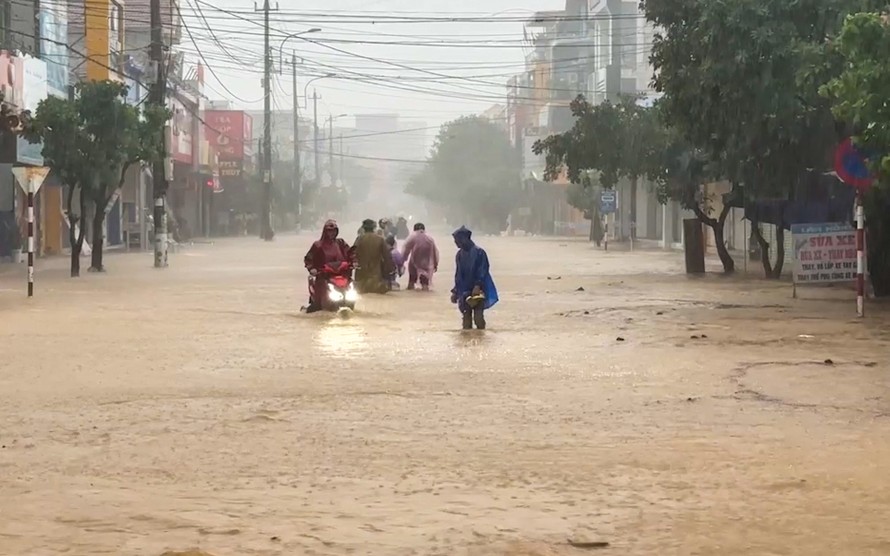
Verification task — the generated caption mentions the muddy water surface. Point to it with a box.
[1,234,889,555]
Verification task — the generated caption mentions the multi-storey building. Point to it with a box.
[505,0,695,243]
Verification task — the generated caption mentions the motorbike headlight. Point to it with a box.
[328,283,344,302]
[345,286,358,302]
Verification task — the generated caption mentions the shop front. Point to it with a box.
[204,110,254,236]
[168,89,199,240]
[0,53,48,261]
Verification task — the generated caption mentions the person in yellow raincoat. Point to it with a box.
[353,219,393,294]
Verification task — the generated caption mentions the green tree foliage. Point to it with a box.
[25,81,167,275]
[642,0,870,277]
[534,97,643,188]
[824,12,890,172]
[823,11,890,295]
[408,116,520,232]
[532,98,649,249]
[533,97,735,272]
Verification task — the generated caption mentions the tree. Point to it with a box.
[642,0,866,278]
[533,97,736,272]
[565,180,605,245]
[822,11,890,295]
[642,114,736,273]
[407,116,520,232]
[25,81,167,275]
[533,97,647,248]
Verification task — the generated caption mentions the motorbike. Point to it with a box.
[319,261,359,311]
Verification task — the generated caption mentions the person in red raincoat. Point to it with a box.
[303,220,353,313]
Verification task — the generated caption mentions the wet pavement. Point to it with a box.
[1,233,889,555]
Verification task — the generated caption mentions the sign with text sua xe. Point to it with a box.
[791,222,860,299]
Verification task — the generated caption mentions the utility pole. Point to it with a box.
[338,133,343,182]
[259,0,276,240]
[150,0,169,267]
[312,89,319,188]
[328,116,334,183]
[291,51,302,229]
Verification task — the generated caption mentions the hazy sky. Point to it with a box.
[178,0,565,131]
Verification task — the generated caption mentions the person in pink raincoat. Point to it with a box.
[385,234,405,290]
[401,222,439,291]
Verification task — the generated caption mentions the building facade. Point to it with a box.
[204,109,254,235]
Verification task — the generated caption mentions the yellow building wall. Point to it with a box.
[85,0,124,82]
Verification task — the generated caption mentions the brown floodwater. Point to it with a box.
[0,232,889,555]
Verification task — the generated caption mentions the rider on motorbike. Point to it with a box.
[303,219,353,313]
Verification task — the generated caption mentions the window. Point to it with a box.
[109,1,123,51]
[109,1,124,69]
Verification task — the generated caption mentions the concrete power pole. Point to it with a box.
[328,117,334,182]
[258,0,275,240]
[313,90,319,189]
[150,0,169,267]
[291,52,301,229]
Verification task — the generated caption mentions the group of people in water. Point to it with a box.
[303,217,498,329]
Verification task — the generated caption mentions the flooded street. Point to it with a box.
[1,233,889,555]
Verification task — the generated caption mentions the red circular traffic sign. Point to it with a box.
[834,137,874,189]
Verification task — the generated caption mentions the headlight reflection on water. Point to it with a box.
[314,320,368,359]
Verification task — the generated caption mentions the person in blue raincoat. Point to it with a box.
[450,226,498,330]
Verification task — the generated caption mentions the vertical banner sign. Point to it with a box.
[12,167,50,297]
[599,189,617,214]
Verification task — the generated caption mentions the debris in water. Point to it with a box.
[616,337,625,342]
[576,286,585,292]
[798,334,815,339]
[270,536,281,542]
[823,359,834,366]
[160,551,217,556]
[583,311,590,315]
[691,335,700,339]
[567,539,610,549]
[701,334,708,339]
[656,311,664,315]
[686,397,698,402]
[547,276,562,280]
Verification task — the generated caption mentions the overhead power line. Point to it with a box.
[175,0,263,103]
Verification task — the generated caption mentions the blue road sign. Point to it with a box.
[599,190,617,214]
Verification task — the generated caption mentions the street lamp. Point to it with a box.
[325,114,349,185]
[305,77,337,192]
[303,74,335,108]
[275,28,320,230]
[278,28,321,71]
